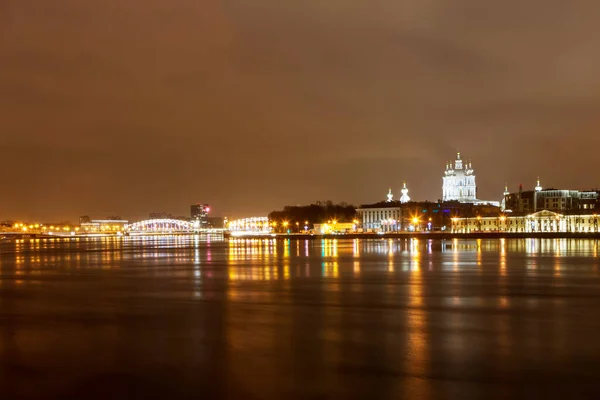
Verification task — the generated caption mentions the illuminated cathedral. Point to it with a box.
[442,152,477,202]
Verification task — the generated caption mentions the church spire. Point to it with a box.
[503,183,509,196]
[386,187,393,202]
[400,181,411,203]
[455,151,463,169]
[535,177,542,192]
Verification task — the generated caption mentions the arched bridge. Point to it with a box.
[125,219,196,234]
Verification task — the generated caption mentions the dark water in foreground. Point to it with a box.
[1,236,600,399]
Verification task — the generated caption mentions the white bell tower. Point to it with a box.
[400,181,411,203]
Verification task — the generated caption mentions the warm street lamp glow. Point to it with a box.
[412,217,419,224]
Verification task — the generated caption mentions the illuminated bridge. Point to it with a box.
[125,219,196,234]
[125,219,226,235]
[227,217,273,237]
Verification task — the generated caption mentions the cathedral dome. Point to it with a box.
[443,152,477,202]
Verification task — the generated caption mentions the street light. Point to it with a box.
[412,217,419,232]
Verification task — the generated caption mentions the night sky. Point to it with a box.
[2,1,600,222]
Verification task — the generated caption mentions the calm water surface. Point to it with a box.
[1,236,600,399]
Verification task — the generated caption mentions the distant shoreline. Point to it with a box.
[2,232,599,241]
[226,232,600,240]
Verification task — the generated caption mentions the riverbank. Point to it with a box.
[227,231,600,240]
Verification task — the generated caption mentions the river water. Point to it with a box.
[1,236,600,399]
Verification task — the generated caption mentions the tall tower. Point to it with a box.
[501,183,510,211]
[534,178,542,212]
[400,181,411,203]
[191,204,210,229]
[442,151,477,202]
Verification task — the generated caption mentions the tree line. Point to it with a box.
[268,201,357,231]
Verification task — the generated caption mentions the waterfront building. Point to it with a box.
[80,219,128,234]
[356,199,500,233]
[356,202,402,232]
[227,217,270,233]
[450,211,599,233]
[313,222,356,234]
[503,180,599,214]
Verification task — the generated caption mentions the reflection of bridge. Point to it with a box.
[125,219,225,235]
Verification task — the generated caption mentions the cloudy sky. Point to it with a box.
[1,0,599,221]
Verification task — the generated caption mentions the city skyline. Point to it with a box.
[2,1,600,221]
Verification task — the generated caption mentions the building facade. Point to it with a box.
[191,204,210,228]
[356,204,402,232]
[451,210,599,233]
[356,200,501,232]
[313,222,356,234]
[503,181,599,214]
[443,152,477,202]
[80,219,128,234]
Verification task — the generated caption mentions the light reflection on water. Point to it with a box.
[2,237,600,283]
[1,236,600,398]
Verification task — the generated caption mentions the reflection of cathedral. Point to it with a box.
[443,152,476,202]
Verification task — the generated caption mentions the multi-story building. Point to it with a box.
[503,180,599,214]
[191,204,210,228]
[356,203,402,232]
[357,198,500,232]
[80,219,128,234]
[451,210,599,233]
